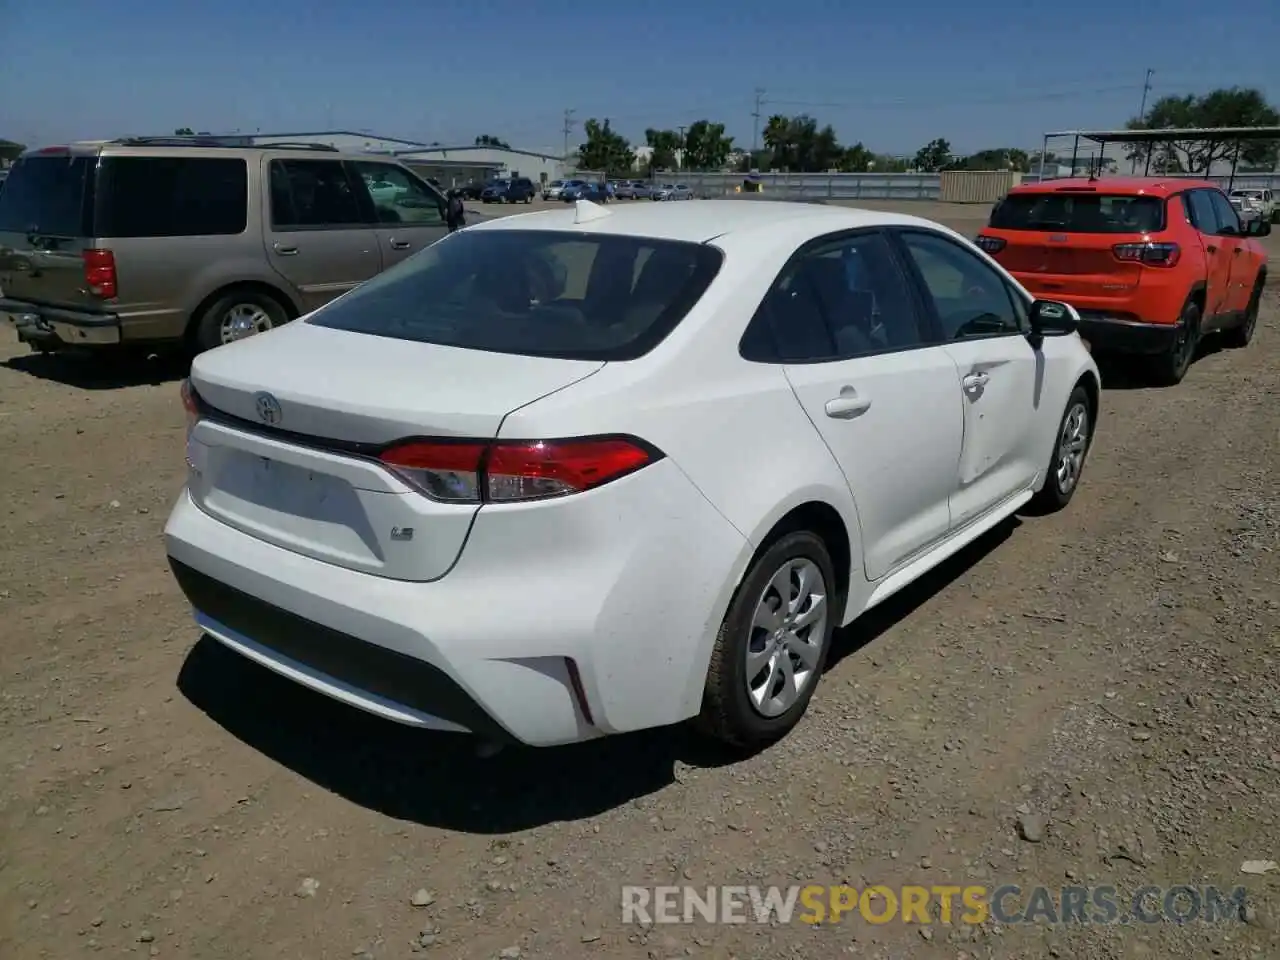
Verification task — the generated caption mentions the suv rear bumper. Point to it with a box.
[1,297,122,346]
[1076,312,1180,355]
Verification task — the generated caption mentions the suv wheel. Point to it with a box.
[1148,299,1200,386]
[1223,276,1263,349]
[193,290,288,353]
[698,531,837,748]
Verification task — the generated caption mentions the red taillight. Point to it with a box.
[975,235,1006,255]
[1112,242,1180,268]
[378,436,660,504]
[83,249,117,298]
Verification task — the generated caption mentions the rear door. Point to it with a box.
[0,150,98,310]
[349,160,449,269]
[749,229,963,580]
[1207,189,1250,316]
[894,229,1040,530]
[262,157,382,312]
[1183,189,1236,320]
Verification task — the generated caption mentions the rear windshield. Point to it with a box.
[306,228,724,361]
[95,156,248,237]
[0,155,94,236]
[990,192,1165,233]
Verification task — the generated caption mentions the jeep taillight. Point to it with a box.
[1112,242,1180,268]
[975,235,1006,254]
[83,249,117,298]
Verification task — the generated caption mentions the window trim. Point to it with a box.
[266,157,375,233]
[889,227,1028,344]
[738,226,944,365]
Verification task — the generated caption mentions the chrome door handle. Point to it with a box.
[962,372,990,391]
[824,394,872,419]
[273,242,299,256]
[389,238,412,250]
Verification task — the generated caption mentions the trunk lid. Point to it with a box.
[0,150,100,310]
[187,322,604,581]
[984,188,1164,304]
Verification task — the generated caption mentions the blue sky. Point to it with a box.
[2,0,1277,157]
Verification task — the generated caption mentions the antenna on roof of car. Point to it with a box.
[573,199,612,225]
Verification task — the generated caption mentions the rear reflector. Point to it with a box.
[975,235,1006,254]
[180,378,200,436]
[83,249,117,298]
[1112,242,1179,268]
[379,436,661,504]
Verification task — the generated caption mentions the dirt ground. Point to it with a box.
[1,202,1278,960]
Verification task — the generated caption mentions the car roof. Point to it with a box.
[1008,176,1218,198]
[467,198,952,244]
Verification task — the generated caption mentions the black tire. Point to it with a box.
[697,530,838,748]
[1223,275,1263,349]
[1148,299,1200,386]
[192,289,289,354]
[1030,384,1093,513]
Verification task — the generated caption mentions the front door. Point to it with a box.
[1206,189,1250,317]
[894,229,1041,529]
[263,157,383,312]
[349,161,450,270]
[748,229,963,580]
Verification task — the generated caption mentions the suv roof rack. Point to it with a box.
[110,136,338,152]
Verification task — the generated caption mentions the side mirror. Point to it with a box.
[1029,299,1080,338]
[1243,218,1271,238]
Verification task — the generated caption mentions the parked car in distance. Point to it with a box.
[543,179,567,200]
[480,178,535,203]
[0,137,453,355]
[460,180,486,200]
[651,183,676,201]
[1228,187,1276,224]
[977,177,1269,385]
[561,181,608,203]
[166,199,1100,750]
[616,180,648,199]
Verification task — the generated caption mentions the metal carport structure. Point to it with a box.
[1038,126,1280,187]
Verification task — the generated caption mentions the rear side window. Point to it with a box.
[95,157,248,237]
[269,159,365,229]
[305,228,724,361]
[0,155,94,236]
[990,192,1165,233]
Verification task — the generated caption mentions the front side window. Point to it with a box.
[306,228,723,361]
[269,159,365,229]
[1183,190,1219,234]
[351,162,444,225]
[898,230,1021,340]
[1207,190,1241,236]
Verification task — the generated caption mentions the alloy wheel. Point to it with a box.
[1055,401,1090,496]
[745,558,828,718]
[220,303,274,344]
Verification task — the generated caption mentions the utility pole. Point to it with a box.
[751,88,765,155]
[1131,69,1154,173]
[677,125,686,170]
[562,108,576,162]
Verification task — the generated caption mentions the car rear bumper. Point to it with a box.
[163,459,751,747]
[1076,311,1180,355]
[1,297,122,346]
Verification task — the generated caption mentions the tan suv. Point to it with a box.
[0,137,452,354]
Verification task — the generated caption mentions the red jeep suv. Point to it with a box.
[977,177,1269,385]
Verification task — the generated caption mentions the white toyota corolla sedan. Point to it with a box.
[165,199,1100,749]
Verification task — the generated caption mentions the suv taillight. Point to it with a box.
[378,436,661,504]
[179,378,201,437]
[1112,242,1180,268]
[83,249,117,298]
[975,235,1006,254]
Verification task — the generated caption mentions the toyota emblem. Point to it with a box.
[253,392,283,425]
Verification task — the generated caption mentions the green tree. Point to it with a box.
[174,127,195,136]
[838,142,874,172]
[681,120,734,171]
[913,138,952,172]
[960,148,1029,171]
[644,128,681,173]
[761,115,843,171]
[1125,87,1280,173]
[474,134,511,149]
[577,119,633,176]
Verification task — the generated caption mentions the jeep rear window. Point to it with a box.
[305,228,724,361]
[990,193,1165,233]
[0,155,94,237]
[95,157,248,237]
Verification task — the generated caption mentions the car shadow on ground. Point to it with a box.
[176,517,1019,834]
[2,349,189,389]
[1093,337,1227,391]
